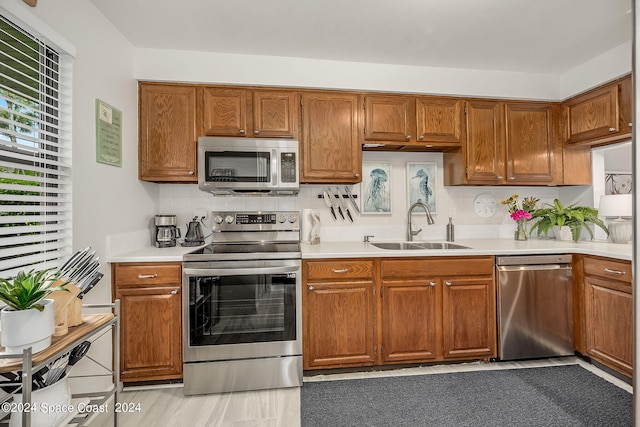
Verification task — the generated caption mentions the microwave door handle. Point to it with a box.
[272,148,278,185]
[183,265,299,276]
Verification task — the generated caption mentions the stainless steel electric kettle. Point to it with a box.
[182,217,205,247]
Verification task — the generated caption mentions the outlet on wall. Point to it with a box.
[194,208,208,220]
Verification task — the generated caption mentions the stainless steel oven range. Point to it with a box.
[182,210,301,395]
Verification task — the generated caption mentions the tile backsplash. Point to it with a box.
[158,152,587,242]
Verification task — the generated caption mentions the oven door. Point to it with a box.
[182,259,302,363]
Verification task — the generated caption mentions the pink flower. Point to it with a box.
[510,210,532,221]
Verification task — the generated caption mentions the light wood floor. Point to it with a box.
[91,357,631,427]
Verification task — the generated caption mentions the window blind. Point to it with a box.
[0,14,72,277]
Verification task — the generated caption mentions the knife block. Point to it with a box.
[49,283,82,336]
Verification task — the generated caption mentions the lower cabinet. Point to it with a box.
[303,256,496,370]
[112,262,183,382]
[381,257,496,364]
[582,255,633,377]
[303,259,376,369]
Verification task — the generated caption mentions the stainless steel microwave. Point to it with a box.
[198,137,299,196]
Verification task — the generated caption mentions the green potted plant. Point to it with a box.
[529,199,608,242]
[0,268,68,353]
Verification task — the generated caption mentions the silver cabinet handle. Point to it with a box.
[308,285,314,290]
[629,123,633,127]
[429,281,436,287]
[331,268,349,273]
[445,281,452,286]
[188,171,194,175]
[604,268,626,275]
[508,176,515,180]
[496,176,503,179]
[170,289,178,295]
[355,173,360,177]
[254,130,260,135]
[418,135,424,140]
[608,127,616,132]
[239,129,246,134]
[137,274,158,279]
[406,135,411,140]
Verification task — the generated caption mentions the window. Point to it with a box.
[0,14,72,277]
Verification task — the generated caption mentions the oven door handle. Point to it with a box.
[183,265,299,276]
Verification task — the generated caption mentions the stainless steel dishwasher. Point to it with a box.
[496,255,574,361]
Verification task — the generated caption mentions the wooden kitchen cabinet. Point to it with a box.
[200,87,298,138]
[300,92,362,183]
[303,259,376,369]
[444,100,565,185]
[563,74,632,147]
[380,256,496,365]
[138,82,198,182]
[582,255,633,377]
[112,262,183,382]
[363,95,463,149]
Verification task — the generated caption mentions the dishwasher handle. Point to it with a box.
[497,264,572,273]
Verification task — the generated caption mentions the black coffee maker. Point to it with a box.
[182,217,205,247]
[155,214,180,248]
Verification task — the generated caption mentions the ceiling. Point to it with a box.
[89,0,632,74]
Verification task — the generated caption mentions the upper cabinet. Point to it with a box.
[139,82,198,183]
[300,92,361,183]
[363,95,463,149]
[201,87,297,138]
[563,74,632,147]
[444,100,570,186]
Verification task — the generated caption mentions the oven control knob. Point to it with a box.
[288,215,297,223]
[225,215,234,224]
[213,215,224,224]
[277,214,286,223]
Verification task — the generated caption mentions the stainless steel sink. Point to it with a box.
[370,242,470,250]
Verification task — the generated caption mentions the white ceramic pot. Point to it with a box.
[0,299,55,354]
[9,376,71,427]
[553,226,574,241]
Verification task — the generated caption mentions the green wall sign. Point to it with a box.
[96,99,122,167]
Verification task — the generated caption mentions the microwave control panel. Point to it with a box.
[280,152,297,183]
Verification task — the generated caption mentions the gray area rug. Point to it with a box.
[301,364,632,427]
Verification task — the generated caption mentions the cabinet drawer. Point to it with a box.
[305,259,373,280]
[584,257,632,284]
[382,257,494,278]
[113,263,182,287]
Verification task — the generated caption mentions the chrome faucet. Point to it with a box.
[407,202,435,241]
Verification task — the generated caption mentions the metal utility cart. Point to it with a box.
[0,302,120,427]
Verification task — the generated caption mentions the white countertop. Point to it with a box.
[108,238,632,263]
[301,238,632,261]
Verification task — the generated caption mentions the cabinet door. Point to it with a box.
[139,83,198,182]
[504,103,557,184]
[442,277,496,360]
[363,95,413,142]
[253,90,297,138]
[381,279,439,364]
[415,97,463,146]
[201,87,247,136]
[303,281,375,369]
[300,92,361,183]
[464,100,504,184]
[117,286,182,381]
[584,277,633,376]
[564,84,619,144]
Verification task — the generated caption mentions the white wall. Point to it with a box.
[2,0,159,296]
[0,0,156,390]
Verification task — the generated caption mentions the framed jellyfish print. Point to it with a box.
[406,162,437,214]
[361,162,392,214]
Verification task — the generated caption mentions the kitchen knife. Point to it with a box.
[326,188,345,220]
[344,186,361,215]
[322,189,337,221]
[335,187,354,222]
[78,272,103,299]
